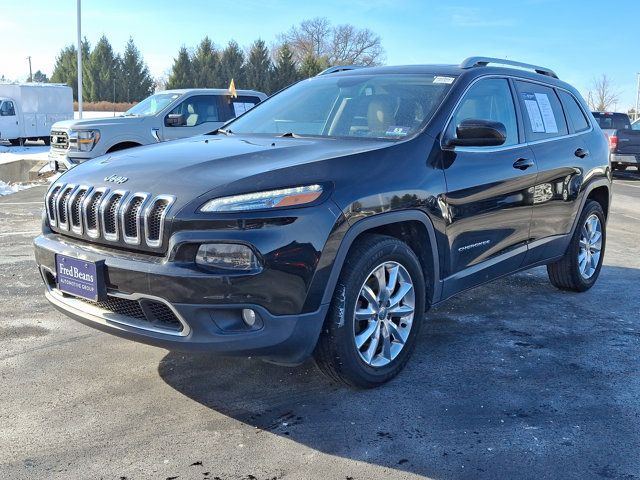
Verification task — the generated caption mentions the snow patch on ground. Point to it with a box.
[0,180,39,196]
[0,145,49,165]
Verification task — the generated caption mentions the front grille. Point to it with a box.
[50,130,69,149]
[46,183,175,249]
[73,295,183,333]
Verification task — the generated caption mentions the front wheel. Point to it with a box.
[314,234,426,388]
[547,200,606,292]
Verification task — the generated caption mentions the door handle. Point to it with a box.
[513,158,535,170]
[574,148,589,158]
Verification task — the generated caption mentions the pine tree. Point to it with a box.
[85,35,119,101]
[33,70,49,83]
[218,40,245,88]
[166,46,193,89]
[272,43,299,92]
[245,39,272,94]
[192,37,219,88]
[50,39,90,101]
[120,37,154,101]
[299,54,328,79]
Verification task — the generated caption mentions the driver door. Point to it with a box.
[161,95,225,141]
[440,77,538,296]
[0,101,20,140]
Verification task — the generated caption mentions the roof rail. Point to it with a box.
[317,65,365,76]
[460,56,558,79]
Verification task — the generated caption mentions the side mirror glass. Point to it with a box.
[165,113,185,127]
[446,119,507,147]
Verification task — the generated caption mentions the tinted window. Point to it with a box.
[592,112,631,130]
[558,91,590,133]
[515,80,568,141]
[449,78,518,146]
[230,96,261,118]
[167,95,220,126]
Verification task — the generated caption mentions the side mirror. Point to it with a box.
[446,119,507,147]
[165,113,185,127]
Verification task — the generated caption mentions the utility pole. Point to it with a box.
[26,56,32,82]
[77,0,83,119]
[635,72,640,122]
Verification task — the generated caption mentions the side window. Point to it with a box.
[166,95,220,127]
[0,101,15,116]
[558,90,590,133]
[515,80,568,141]
[448,78,519,146]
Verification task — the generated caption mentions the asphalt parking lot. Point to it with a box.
[1,174,639,480]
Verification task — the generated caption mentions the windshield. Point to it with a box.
[592,112,631,130]
[225,73,455,139]
[124,92,182,116]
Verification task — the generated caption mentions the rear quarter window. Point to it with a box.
[514,80,568,141]
[558,90,590,133]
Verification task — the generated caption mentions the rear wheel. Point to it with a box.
[314,234,426,388]
[547,200,606,292]
[8,138,21,146]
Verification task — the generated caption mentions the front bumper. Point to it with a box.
[34,233,329,364]
[48,148,96,171]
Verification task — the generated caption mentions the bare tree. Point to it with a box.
[588,74,620,111]
[279,17,385,67]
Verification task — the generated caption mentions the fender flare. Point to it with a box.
[320,210,442,307]
[570,177,611,235]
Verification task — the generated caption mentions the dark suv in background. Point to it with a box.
[35,57,610,388]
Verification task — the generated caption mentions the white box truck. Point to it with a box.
[0,83,73,146]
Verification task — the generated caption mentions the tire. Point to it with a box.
[9,138,21,146]
[314,234,426,388]
[42,137,50,146]
[547,200,606,292]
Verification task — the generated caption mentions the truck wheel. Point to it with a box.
[42,137,51,146]
[314,234,426,388]
[547,200,606,292]
[9,138,21,146]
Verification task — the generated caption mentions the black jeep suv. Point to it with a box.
[35,57,610,388]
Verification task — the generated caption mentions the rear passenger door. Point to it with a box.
[514,80,587,263]
[440,77,537,296]
[161,94,225,141]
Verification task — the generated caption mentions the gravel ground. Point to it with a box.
[0,176,639,480]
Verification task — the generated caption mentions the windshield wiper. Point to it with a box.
[215,127,233,135]
[279,132,303,138]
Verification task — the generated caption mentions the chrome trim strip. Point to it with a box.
[42,267,190,337]
[68,185,92,235]
[143,194,175,248]
[121,192,151,245]
[100,189,128,242]
[57,184,77,231]
[83,187,109,239]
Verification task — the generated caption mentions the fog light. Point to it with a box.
[195,243,259,272]
[242,308,257,327]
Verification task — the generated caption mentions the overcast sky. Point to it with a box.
[1,0,638,109]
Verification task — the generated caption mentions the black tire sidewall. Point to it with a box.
[328,237,426,386]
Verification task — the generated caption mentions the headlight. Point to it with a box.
[195,243,260,272]
[70,129,100,152]
[200,184,323,212]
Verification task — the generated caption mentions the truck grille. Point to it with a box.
[46,183,175,249]
[50,130,68,149]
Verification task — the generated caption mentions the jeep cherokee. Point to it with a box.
[34,57,611,388]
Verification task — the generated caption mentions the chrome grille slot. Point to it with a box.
[121,193,149,245]
[144,195,175,248]
[100,190,127,241]
[84,188,107,238]
[69,186,91,234]
[56,185,76,231]
[46,185,62,226]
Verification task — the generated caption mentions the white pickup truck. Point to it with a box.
[49,88,267,170]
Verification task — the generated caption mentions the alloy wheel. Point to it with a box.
[578,213,602,279]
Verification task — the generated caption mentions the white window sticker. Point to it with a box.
[433,76,455,84]
[534,93,558,134]
[522,93,545,133]
[233,102,255,117]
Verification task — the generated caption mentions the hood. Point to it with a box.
[54,134,392,210]
[52,115,146,130]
